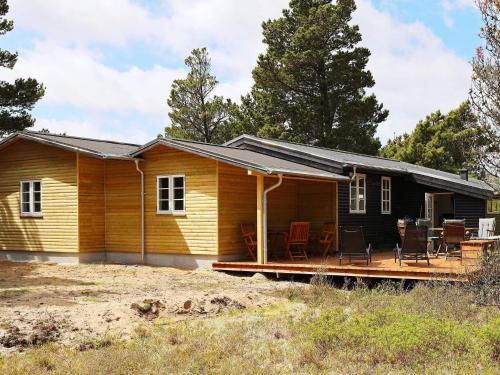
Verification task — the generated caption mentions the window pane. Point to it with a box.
[33,181,41,192]
[159,178,169,189]
[21,182,30,193]
[22,192,30,203]
[22,203,30,213]
[160,189,169,200]
[359,200,365,211]
[34,202,41,213]
[350,199,356,211]
[34,191,41,202]
[174,177,184,188]
[174,188,184,199]
[174,200,184,211]
[159,200,169,211]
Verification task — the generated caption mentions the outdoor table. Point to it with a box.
[460,239,495,267]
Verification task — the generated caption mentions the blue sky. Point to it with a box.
[3,0,482,144]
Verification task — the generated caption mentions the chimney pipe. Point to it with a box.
[459,169,468,181]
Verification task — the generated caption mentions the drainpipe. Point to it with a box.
[134,159,145,263]
[349,166,357,181]
[263,174,283,263]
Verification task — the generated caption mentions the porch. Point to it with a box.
[213,251,468,281]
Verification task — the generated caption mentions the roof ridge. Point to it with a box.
[241,134,403,163]
[23,130,141,147]
[168,137,241,149]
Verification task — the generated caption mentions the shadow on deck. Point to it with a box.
[213,251,470,281]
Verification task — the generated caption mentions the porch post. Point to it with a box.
[256,174,265,264]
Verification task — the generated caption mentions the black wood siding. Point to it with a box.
[337,171,487,248]
[454,194,486,228]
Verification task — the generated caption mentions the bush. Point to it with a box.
[306,307,498,370]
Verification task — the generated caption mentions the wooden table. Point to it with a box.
[460,239,495,267]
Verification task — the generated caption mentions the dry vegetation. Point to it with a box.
[0,258,498,374]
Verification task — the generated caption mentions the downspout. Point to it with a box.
[134,160,145,263]
[263,174,283,264]
[349,166,357,181]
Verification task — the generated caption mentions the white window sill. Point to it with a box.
[349,211,366,214]
[20,213,43,218]
[381,212,391,215]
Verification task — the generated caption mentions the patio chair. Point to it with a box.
[318,222,337,258]
[339,226,372,265]
[470,218,496,240]
[439,221,465,260]
[416,218,438,253]
[396,224,429,266]
[240,223,257,261]
[285,222,310,261]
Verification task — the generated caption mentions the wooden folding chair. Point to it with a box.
[319,222,336,258]
[285,222,310,261]
[439,221,465,259]
[240,223,257,261]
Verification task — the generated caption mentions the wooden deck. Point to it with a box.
[213,251,470,281]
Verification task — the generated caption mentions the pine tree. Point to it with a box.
[231,0,388,154]
[166,48,233,144]
[0,0,45,136]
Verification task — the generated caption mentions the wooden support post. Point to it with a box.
[256,174,265,264]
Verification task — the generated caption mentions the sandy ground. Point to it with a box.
[0,261,293,354]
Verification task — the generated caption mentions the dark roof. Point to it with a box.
[0,131,140,159]
[131,138,348,181]
[226,135,495,199]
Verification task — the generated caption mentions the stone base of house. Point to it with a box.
[0,250,244,269]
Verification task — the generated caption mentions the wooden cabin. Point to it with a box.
[0,131,495,278]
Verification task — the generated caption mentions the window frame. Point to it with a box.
[381,176,391,215]
[349,173,367,214]
[156,175,186,216]
[487,199,500,214]
[19,180,43,217]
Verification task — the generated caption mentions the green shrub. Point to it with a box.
[306,307,497,370]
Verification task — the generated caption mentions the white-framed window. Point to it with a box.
[157,175,185,215]
[349,173,366,214]
[20,180,42,217]
[381,176,391,214]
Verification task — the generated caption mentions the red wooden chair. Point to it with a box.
[240,223,257,261]
[285,222,310,261]
[319,222,337,258]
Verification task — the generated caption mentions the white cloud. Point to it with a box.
[6,42,184,116]
[355,0,473,142]
[6,0,476,145]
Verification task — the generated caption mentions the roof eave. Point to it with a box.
[132,139,347,181]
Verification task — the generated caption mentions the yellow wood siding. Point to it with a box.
[267,179,299,230]
[105,159,141,252]
[0,139,78,252]
[143,146,218,255]
[78,155,105,252]
[218,164,257,255]
[298,180,337,230]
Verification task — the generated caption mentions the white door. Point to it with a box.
[425,193,434,227]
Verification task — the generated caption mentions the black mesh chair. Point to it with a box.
[339,226,372,265]
[396,224,430,266]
